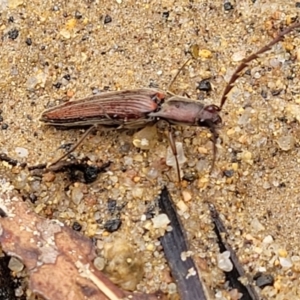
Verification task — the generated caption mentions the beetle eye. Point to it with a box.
[205,105,221,112]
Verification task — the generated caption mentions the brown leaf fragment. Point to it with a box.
[0,180,165,300]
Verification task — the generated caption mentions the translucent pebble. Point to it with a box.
[152,214,170,229]
[217,251,233,272]
[123,156,133,166]
[168,283,177,294]
[71,187,84,205]
[166,142,187,167]
[146,167,159,179]
[131,186,144,199]
[237,107,252,126]
[277,135,294,151]
[251,218,265,231]
[93,257,105,271]
[59,28,71,39]
[8,257,24,272]
[231,50,245,62]
[279,257,293,268]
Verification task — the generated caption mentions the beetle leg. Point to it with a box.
[167,125,181,182]
[47,125,97,169]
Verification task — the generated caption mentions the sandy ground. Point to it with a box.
[1,0,300,299]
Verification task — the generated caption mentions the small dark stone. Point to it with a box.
[20,162,27,168]
[224,2,234,10]
[182,173,197,182]
[63,74,71,81]
[25,37,32,46]
[0,208,7,217]
[104,219,122,232]
[254,272,274,288]
[104,15,112,24]
[72,221,82,231]
[162,11,170,19]
[197,79,212,92]
[59,142,73,151]
[119,142,131,153]
[75,11,82,19]
[148,80,159,89]
[261,89,268,99]
[107,198,117,213]
[296,2,300,8]
[1,123,8,130]
[271,89,282,96]
[8,16,14,23]
[145,205,155,220]
[0,116,3,122]
[278,182,286,188]
[83,166,98,183]
[29,193,37,203]
[8,28,19,40]
[245,69,251,76]
[223,169,234,177]
[53,82,62,89]
[81,34,89,41]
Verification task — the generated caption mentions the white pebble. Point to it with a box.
[217,251,233,272]
[279,257,293,268]
[152,214,170,229]
[263,235,274,244]
[15,147,28,158]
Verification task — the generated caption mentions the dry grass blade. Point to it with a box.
[158,187,209,300]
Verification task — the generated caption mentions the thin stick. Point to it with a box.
[47,125,97,168]
[220,22,300,109]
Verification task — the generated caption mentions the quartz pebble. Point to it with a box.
[263,235,274,244]
[93,257,105,271]
[71,187,84,205]
[8,257,24,272]
[251,218,265,232]
[276,135,294,151]
[217,251,233,272]
[152,214,170,229]
[166,142,187,177]
[279,257,293,268]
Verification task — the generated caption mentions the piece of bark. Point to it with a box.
[0,181,165,300]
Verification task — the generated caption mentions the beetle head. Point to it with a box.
[197,104,222,128]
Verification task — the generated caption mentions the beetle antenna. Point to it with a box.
[220,21,300,109]
[167,58,192,95]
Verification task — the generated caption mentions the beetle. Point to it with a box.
[40,21,300,178]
